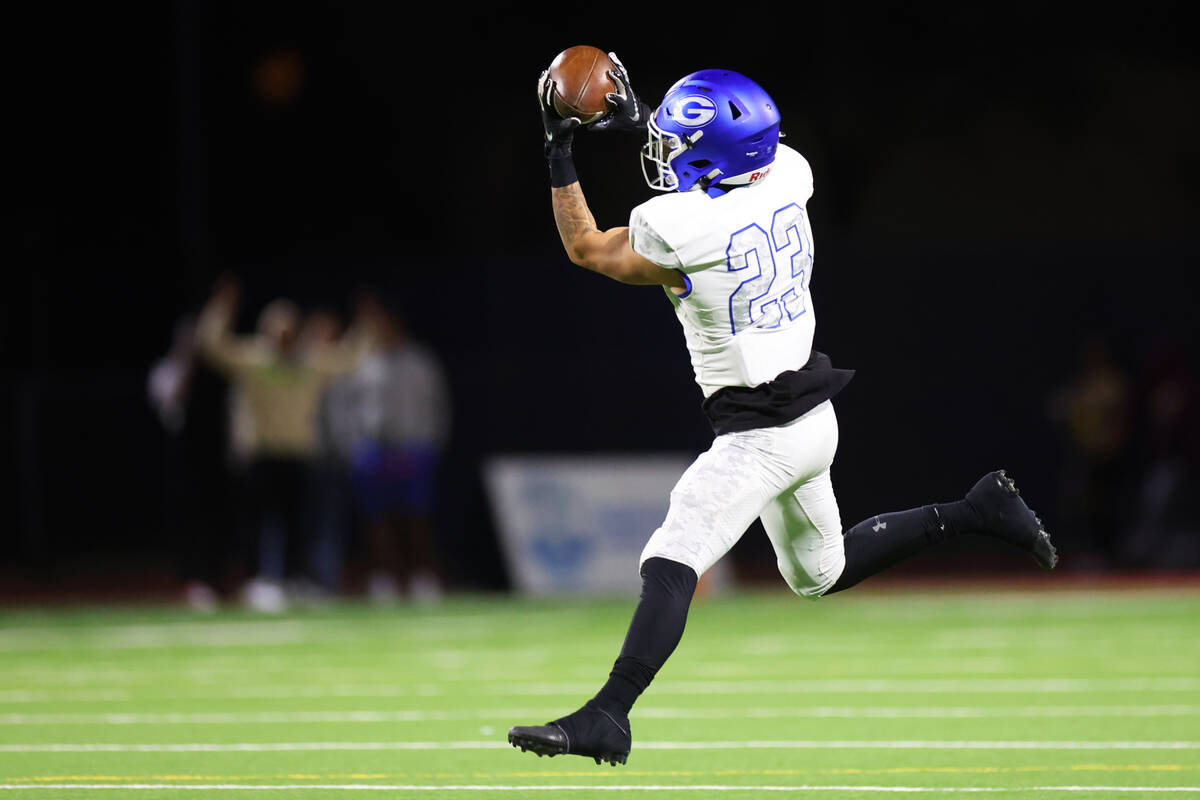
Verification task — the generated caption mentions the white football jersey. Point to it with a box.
[629,144,817,398]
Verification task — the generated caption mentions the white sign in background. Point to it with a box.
[484,454,730,595]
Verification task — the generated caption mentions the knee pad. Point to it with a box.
[777,553,842,600]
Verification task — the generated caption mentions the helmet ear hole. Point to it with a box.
[688,159,712,169]
[728,101,743,120]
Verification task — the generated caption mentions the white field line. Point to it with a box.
[1,649,556,676]
[0,689,132,703]
[0,623,322,652]
[0,617,508,653]
[1,654,1034,674]
[2,784,1200,793]
[488,677,1200,695]
[2,740,1198,752]
[0,685,428,701]
[681,656,1200,679]
[4,677,1200,703]
[9,659,1200,688]
[2,705,1198,725]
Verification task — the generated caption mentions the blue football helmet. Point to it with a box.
[641,69,781,197]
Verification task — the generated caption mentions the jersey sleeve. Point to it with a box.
[628,205,683,270]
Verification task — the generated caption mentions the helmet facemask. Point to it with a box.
[641,119,714,193]
[641,116,681,192]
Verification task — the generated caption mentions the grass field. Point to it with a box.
[1,583,1198,799]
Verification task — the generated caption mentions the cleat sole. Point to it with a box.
[1033,527,1059,570]
[1006,473,1058,570]
[970,470,1060,572]
[1007,472,1058,570]
[507,731,628,766]
[508,731,566,759]
[508,712,630,767]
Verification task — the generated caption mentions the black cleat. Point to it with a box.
[508,705,630,766]
[965,470,1058,570]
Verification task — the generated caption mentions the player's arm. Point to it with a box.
[194,274,257,374]
[551,182,684,288]
[305,293,380,376]
[538,65,682,289]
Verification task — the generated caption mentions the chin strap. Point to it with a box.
[697,167,725,195]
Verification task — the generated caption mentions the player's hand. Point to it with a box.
[592,52,653,134]
[537,70,581,159]
[211,272,242,308]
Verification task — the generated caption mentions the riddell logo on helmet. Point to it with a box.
[748,168,771,183]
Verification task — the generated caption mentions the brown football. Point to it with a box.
[547,45,617,124]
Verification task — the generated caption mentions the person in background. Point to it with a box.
[346,294,452,604]
[147,313,232,611]
[1048,336,1133,568]
[1123,338,1200,568]
[195,274,376,612]
[305,307,358,598]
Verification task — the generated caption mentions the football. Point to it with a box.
[547,45,618,124]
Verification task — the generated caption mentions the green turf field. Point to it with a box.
[1,584,1198,798]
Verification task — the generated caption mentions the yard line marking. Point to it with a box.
[0,622,322,652]
[636,741,1200,751]
[7,677,1194,701]
[2,705,1198,725]
[230,685,426,699]
[489,677,1200,695]
[3,677,1198,699]
[2,741,1198,752]
[0,616,512,653]
[5,765,1191,782]
[646,705,1200,720]
[0,689,131,703]
[2,783,1200,792]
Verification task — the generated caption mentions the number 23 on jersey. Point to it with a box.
[725,203,813,335]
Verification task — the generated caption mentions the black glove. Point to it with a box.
[537,70,581,159]
[591,52,653,134]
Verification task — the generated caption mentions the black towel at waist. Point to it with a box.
[701,350,855,436]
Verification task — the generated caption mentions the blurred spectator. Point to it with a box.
[147,314,233,611]
[305,307,357,595]
[195,275,375,611]
[1048,336,1134,568]
[1122,339,1200,568]
[346,295,451,604]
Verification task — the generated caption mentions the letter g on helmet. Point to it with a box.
[669,95,719,128]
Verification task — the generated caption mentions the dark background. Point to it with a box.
[5,2,1198,596]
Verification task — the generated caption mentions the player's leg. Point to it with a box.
[596,430,811,714]
[751,395,852,597]
[826,470,1058,594]
[508,430,798,764]
[764,474,1057,597]
[755,401,1057,597]
[759,467,847,598]
[765,480,1056,598]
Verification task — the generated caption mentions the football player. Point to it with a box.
[509,56,1058,767]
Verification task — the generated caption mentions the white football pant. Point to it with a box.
[640,400,845,597]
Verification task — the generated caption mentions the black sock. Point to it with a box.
[825,500,975,594]
[588,557,697,717]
